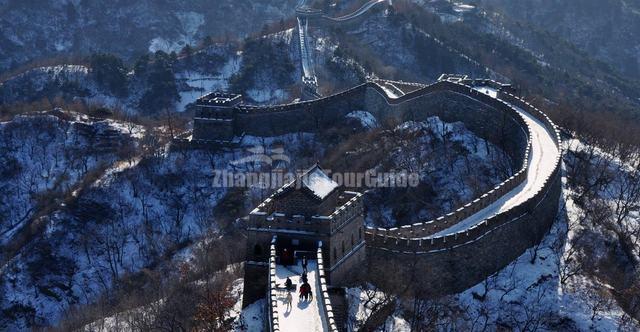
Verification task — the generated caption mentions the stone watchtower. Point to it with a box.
[191,92,242,143]
[242,165,366,307]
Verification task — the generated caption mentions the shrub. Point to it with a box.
[89,53,129,97]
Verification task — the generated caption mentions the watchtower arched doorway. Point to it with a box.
[253,244,263,257]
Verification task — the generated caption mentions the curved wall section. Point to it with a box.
[361,81,562,296]
[366,171,560,296]
[232,78,561,298]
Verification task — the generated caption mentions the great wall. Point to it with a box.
[174,74,562,331]
[172,2,562,331]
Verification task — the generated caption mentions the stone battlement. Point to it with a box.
[249,191,363,236]
[196,92,242,106]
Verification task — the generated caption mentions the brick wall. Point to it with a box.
[366,172,561,296]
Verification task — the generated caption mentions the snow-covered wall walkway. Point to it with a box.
[273,261,327,331]
[428,87,559,236]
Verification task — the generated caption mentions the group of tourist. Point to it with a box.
[282,255,313,311]
[283,277,314,311]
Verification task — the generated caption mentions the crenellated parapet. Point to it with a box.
[267,237,280,332]
[248,191,363,236]
[316,241,339,332]
[379,161,530,239]
[364,162,560,253]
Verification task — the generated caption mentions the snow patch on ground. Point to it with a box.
[235,299,267,332]
[347,111,378,129]
[148,12,205,53]
[246,88,288,104]
[348,286,387,323]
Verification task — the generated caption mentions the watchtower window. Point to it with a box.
[333,247,337,261]
[359,227,362,240]
[351,234,354,246]
[342,241,345,254]
[254,244,263,257]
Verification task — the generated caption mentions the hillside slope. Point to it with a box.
[0,0,296,71]
[476,0,640,80]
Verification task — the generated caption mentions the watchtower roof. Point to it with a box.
[300,165,339,199]
[438,73,469,83]
[197,92,242,107]
[274,164,339,201]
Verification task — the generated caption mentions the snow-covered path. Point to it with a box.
[297,17,315,80]
[378,81,404,99]
[326,0,386,22]
[274,261,327,332]
[428,87,559,237]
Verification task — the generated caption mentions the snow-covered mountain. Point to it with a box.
[0,33,299,114]
[476,0,640,80]
[0,0,297,71]
[1,1,640,330]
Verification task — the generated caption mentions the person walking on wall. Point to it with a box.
[302,255,308,273]
[285,291,293,311]
[301,282,311,301]
[285,277,293,291]
[299,283,307,301]
[283,248,291,266]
